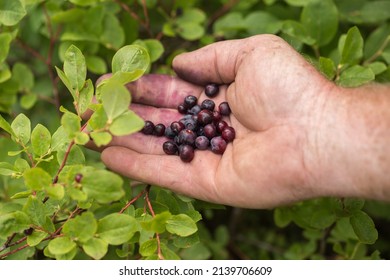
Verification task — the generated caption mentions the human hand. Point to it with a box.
[98,35,390,208]
[98,35,374,208]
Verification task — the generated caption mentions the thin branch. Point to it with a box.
[145,185,164,260]
[119,189,147,214]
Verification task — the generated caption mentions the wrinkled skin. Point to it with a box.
[96,35,390,208]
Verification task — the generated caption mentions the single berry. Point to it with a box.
[203,123,217,139]
[210,136,227,154]
[201,99,215,111]
[177,104,187,114]
[163,141,178,155]
[24,227,34,236]
[164,126,176,139]
[180,115,198,131]
[205,83,219,98]
[179,144,195,162]
[171,121,185,134]
[196,126,205,137]
[216,120,228,133]
[222,126,236,142]
[184,95,198,109]
[212,110,222,123]
[219,102,231,116]
[188,105,201,115]
[177,129,196,146]
[197,109,213,125]
[153,123,166,137]
[74,173,83,183]
[195,136,210,150]
[142,120,155,135]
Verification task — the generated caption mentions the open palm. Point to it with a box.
[100,35,338,208]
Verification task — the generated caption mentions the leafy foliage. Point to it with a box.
[1,0,390,260]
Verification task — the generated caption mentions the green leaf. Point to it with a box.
[22,196,50,227]
[0,62,11,83]
[350,210,378,244]
[20,93,38,110]
[0,0,27,26]
[176,8,206,24]
[55,66,75,99]
[173,233,200,249]
[82,237,108,259]
[364,24,390,61]
[109,110,144,136]
[141,211,172,234]
[177,22,204,41]
[77,79,93,115]
[69,0,99,6]
[0,33,12,64]
[274,207,292,228]
[244,11,282,35]
[63,45,86,92]
[0,114,15,137]
[101,82,130,121]
[63,212,97,243]
[97,213,138,245]
[281,20,316,45]
[82,170,124,203]
[48,236,77,255]
[57,144,85,165]
[0,162,15,176]
[100,12,125,49]
[10,190,31,199]
[368,62,387,75]
[301,0,338,46]
[105,70,145,86]
[61,112,81,138]
[86,55,107,74]
[11,113,31,145]
[360,1,390,23]
[12,63,34,91]
[111,45,150,75]
[88,105,108,130]
[166,214,198,237]
[132,39,164,63]
[31,124,51,157]
[319,57,336,80]
[338,65,375,87]
[45,184,64,200]
[340,26,364,66]
[284,0,312,6]
[74,131,89,145]
[24,167,52,191]
[180,242,211,260]
[139,238,157,257]
[0,211,30,239]
[27,230,48,247]
[90,131,112,147]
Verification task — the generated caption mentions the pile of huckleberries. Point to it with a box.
[141,83,235,162]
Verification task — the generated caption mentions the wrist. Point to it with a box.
[308,83,390,201]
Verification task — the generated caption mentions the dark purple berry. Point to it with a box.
[179,144,195,162]
[180,115,198,131]
[142,120,155,135]
[201,99,215,111]
[164,126,176,139]
[171,121,185,134]
[222,126,236,142]
[196,126,205,137]
[75,173,83,183]
[178,104,187,114]
[177,129,196,146]
[219,102,231,116]
[153,123,166,136]
[195,136,209,150]
[205,83,219,98]
[24,227,34,236]
[163,141,178,155]
[184,95,198,109]
[216,120,228,134]
[210,136,227,154]
[188,105,201,115]
[212,110,222,123]
[197,109,213,125]
[203,123,217,139]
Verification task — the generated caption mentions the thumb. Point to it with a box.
[172,34,284,85]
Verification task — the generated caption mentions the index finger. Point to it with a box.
[126,74,204,109]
